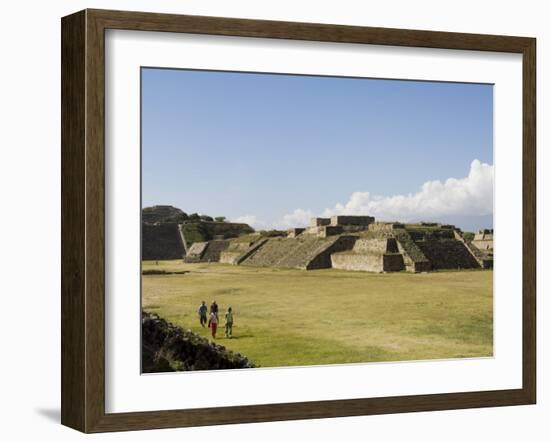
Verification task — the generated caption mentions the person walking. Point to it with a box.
[210,300,219,320]
[208,311,218,339]
[224,306,234,338]
[198,301,208,327]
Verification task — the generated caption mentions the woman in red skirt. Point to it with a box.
[208,311,218,339]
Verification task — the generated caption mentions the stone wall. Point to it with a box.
[240,235,355,270]
[331,251,405,273]
[184,240,230,263]
[474,229,494,239]
[142,311,255,372]
[287,228,305,238]
[330,215,375,227]
[368,222,405,232]
[415,239,480,270]
[455,230,494,269]
[383,253,406,271]
[393,229,431,272]
[219,239,269,264]
[352,238,390,254]
[304,225,346,237]
[142,223,186,260]
[330,238,405,273]
[185,241,208,261]
[310,217,331,227]
[472,229,493,251]
[306,236,357,270]
[202,240,230,262]
[472,240,493,250]
[317,225,343,238]
[331,253,385,272]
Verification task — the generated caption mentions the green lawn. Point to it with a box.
[142,260,493,368]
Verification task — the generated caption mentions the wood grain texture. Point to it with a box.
[522,38,536,403]
[60,8,537,433]
[85,9,107,432]
[61,10,86,431]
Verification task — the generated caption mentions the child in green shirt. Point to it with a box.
[224,306,234,338]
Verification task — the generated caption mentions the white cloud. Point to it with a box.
[281,208,314,228]
[231,215,260,227]
[284,159,493,226]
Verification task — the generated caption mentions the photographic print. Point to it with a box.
[141,68,494,373]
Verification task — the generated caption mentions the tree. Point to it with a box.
[215,216,226,222]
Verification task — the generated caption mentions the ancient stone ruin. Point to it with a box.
[142,205,493,273]
[142,205,254,261]
[184,216,493,273]
[142,222,186,260]
[472,229,494,250]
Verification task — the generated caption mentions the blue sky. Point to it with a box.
[141,68,493,231]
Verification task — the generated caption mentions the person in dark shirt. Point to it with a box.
[198,301,208,327]
[210,300,219,320]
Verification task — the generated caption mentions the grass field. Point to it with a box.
[142,260,493,368]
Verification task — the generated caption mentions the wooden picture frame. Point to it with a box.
[61,8,536,433]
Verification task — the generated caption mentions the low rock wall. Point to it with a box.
[331,253,384,272]
[142,312,255,372]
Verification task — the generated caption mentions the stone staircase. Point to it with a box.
[240,236,355,270]
[415,238,480,270]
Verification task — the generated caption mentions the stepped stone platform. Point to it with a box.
[146,214,493,274]
[455,230,493,269]
[331,238,405,272]
[472,229,494,251]
[393,229,431,272]
[329,221,492,273]
[141,205,254,260]
[240,235,357,270]
[184,240,230,263]
[219,237,269,265]
[415,238,479,270]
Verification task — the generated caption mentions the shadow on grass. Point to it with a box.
[218,334,254,340]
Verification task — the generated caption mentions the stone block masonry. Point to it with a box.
[239,235,356,270]
[305,236,358,270]
[317,225,343,238]
[142,223,186,260]
[184,240,229,263]
[393,229,431,272]
[310,217,331,227]
[331,238,405,272]
[219,238,269,265]
[369,222,405,232]
[415,239,480,270]
[172,214,493,274]
[287,228,305,238]
[330,215,375,227]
